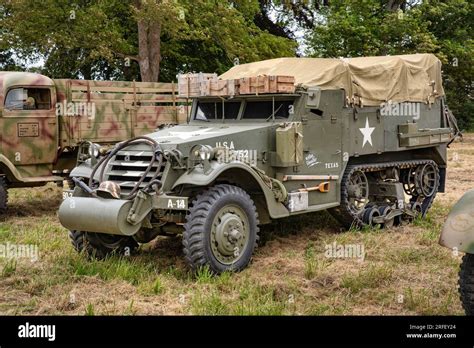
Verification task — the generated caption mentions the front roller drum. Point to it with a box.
[59,197,142,236]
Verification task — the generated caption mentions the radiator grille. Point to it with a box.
[105,149,166,196]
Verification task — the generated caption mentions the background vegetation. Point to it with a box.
[0,0,472,128]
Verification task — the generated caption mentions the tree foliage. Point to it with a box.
[0,0,296,81]
[0,0,471,128]
[306,0,473,129]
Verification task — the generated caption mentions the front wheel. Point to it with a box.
[183,184,259,274]
[69,230,138,259]
[459,254,474,315]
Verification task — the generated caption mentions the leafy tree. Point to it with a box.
[0,3,22,71]
[0,50,24,71]
[416,0,474,130]
[0,0,296,81]
[305,0,473,129]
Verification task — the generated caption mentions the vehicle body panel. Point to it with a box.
[440,189,474,254]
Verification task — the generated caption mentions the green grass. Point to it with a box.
[341,265,393,294]
[402,287,459,315]
[190,281,290,315]
[85,303,95,316]
[1,259,17,278]
[0,173,467,315]
[65,255,155,286]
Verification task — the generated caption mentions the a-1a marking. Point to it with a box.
[156,195,188,210]
[168,198,186,209]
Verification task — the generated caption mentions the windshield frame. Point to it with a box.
[189,94,299,124]
[193,98,244,122]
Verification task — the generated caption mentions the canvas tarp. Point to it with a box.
[220,54,444,106]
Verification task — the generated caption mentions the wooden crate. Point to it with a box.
[269,75,296,93]
[177,73,218,97]
[201,79,236,96]
[178,73,295,97]
[238,76,267,94]
[238,75,295,94]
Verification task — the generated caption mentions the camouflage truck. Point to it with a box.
[0,71,188,213]
[439,190,474,315]
[58,54,460,273]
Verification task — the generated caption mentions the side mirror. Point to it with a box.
[305,87,321,109]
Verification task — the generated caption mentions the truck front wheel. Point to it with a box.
[69,230,138,259]
[0,177,7,214]
[459,254,474,315]
[183,184,260,274]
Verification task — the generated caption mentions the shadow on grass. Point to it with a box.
[2,186,63,219]
[259,210,342,246]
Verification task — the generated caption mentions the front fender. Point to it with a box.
[69,159,101,181]
[439,189,474,254]
[0,154,23,182]
[172,162,289,219]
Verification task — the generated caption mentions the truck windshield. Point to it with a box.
[195,100,241,121]
[243,100,293,119]
[5,87,51,110]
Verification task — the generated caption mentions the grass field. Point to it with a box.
[0,135,472,315]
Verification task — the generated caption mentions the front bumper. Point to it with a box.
[59,190,189,236]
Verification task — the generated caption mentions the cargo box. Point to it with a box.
[178,73,218,97]
[238,75,295,94]
[201,79,236,97]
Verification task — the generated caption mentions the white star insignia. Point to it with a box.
[159,128,218,140]
[359,117,375,148]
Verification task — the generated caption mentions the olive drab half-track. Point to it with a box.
[59,54,460,273]
[0,71,189,214]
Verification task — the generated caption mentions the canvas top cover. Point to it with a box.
[220,54,444,106]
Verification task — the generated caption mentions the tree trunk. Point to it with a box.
[386,0,406,11]
[137,11,161,82]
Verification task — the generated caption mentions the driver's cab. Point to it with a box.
[190,95,299,123]
[0,71,58,170]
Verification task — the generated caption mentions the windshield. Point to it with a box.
[242,100,293,119]
[193,98,295,121]
[5,87,52,110]
[194,100,241,121]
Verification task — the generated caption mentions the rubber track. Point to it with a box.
[330,159,439,229]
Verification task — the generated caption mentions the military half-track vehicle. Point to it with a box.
[0,72,187,214]
[59,54,459,273]
[440,189,474,315]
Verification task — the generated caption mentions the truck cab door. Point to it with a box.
[1,86,58,170]
[299,89,344,206]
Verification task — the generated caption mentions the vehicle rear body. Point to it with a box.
[0,72,188,188]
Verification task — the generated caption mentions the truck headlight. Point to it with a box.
[190,144,215,161]
[88,143,101,159]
